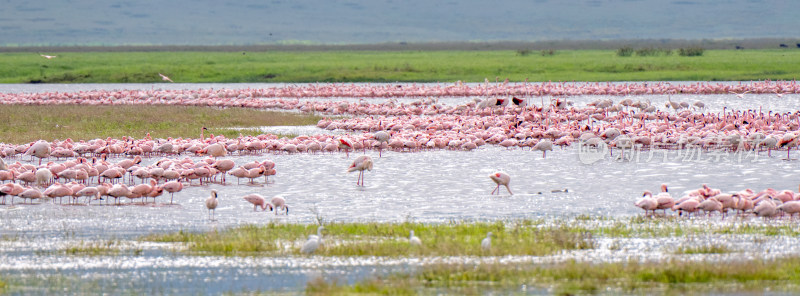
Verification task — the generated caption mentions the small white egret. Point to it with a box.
[409,230,422,246]
[481,232,493,251]
[300,235,320,254]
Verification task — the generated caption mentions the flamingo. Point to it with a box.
[635,191,658,215]
[243,193,272,211]
[107,184,131,205]
[206,190,219,220]
[25,140,51,165]
[532,139,553,158]
[373,131,390,157]
[18,188,43,204]
[212,159,235,183]
[347,155,373,186]
[339,138,353,157]
[489,171,512,195]
[654,184,674,214]
[74,186,101,204]
[162,180,183,204]
[159,73,174,82]
[270,196,289,215]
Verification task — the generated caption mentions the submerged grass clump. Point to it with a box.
[143,224,313,255]
[0,105,322,144]
[62,240,142,256]
[143,221,594,257]
[673,244,733,255]
[310,258,800,295]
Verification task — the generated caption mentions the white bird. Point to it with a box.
[409,230,422,246]
[301,226,326,254]
[159,73,174,82]
[489,171,512,195]
[481,232,493,251]
[300,235,320,254]
[348,155,373,186]
[308,226,325,244]
[40,54,56,59]
[205,190,218,220]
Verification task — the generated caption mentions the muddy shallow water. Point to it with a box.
[2,83,800,294]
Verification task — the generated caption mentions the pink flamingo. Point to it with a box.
[107,184,131,205]
[162,180,183,204]
[159,73,174,82]
[212,159,235,183]
[270,196,289,215]
[348,155,373,186]
[489,171,512,195]
[18,187,43,204]
[654,184,675,214]
[636,191,658,215]
[243,194,273,211]
[206,190,219,220]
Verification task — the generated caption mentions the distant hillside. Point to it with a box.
[1,0,799,46]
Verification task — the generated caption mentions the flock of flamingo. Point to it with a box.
[1,80,800,219]
[636,184,800,219]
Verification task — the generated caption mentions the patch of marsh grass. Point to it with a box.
[0,105,322,144]
[311,258,800,295]
[673,244,733,254]
[63,240,142,256]
[143,221,594,257]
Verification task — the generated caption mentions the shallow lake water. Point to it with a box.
[1,83,800,294]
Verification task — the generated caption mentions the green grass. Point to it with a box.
[673,244,733,255]
[143,221,594,257]
[63,240,143,256]
[0,105,322,144]
[143,218,800,257]
[308,258,800,295]
[579,216,800,238]
[1,50,799,83]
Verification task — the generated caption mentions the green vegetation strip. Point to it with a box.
[142,221,593,257]
[0,105,322,144]
[1,50,799,83]
[579,215,800,238]
[143,218,800,257]
[308,259,800,295]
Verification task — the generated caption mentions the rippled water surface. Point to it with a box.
[2,83,800,294]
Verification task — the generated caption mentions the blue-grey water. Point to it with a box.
[1,0,798,46]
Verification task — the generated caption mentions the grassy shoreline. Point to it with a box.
[136,218,800,294]
[0,105,322,144]
[1,49,799,83]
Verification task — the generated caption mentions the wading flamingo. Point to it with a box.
[489,171,512,195]
[206,190,218,220]
[348,155,373,186]
[243,193,272,211]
